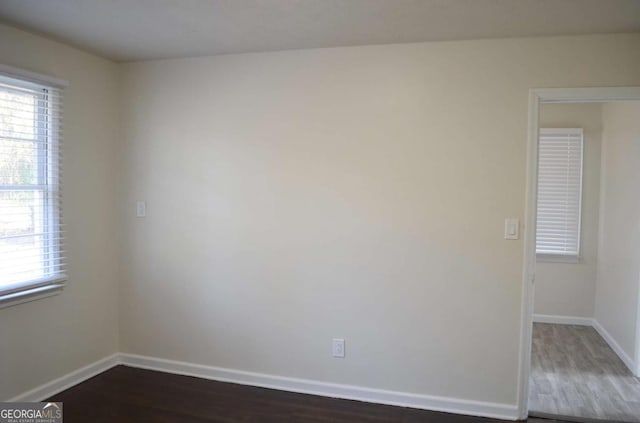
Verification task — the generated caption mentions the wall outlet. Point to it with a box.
[332,338,345,358]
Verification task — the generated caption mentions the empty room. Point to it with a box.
[1,1,639,423]
[530,101,640,422]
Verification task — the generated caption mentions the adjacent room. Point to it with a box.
[1,1,640,422]
[530,101,640,422]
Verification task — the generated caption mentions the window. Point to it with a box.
[0,69,65,306]
[536,128,583,259]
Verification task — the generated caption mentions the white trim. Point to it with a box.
[516,89,539,420]
[592,320,637,376]
[5,352,519,419]
[539,127,584,136]
[0,63,68,88]
[0,275,67,297]
[0,283,65,309]
[7,354,120,402]
[518,86,640,420]
[119,353,519,420]
[535,254,581,264]
[533,314,594,326]
[636,285,640,376]
[536,87,640,103]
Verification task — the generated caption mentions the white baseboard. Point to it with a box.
[119,353,519,420]
[8,354,120,402]
[4,351,520,420]
[533,314,594,326]
[592,320,637,375]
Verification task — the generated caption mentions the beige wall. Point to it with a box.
[0,24,121,399]
[1,24,639,408]
[594,101,640,369]
[119,34,640,406]
[534,104,602,318]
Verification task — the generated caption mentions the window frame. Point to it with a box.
[535,127,584,263]
[0,65,67,308]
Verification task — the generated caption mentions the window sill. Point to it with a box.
[536,254,581,264]
[0,278,67,309]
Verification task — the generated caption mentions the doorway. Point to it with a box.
[517,88,640,421]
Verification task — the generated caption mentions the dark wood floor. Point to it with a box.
[48,365,564,422]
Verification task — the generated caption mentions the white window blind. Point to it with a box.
[536,128,583,257]
[0,68,66,306]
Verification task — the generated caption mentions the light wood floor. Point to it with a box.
[529,323,640,422]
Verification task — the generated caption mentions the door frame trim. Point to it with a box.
[517,86,640,419]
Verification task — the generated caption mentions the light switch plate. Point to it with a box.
[332,338,345,358]
[505,218,519,240]
[136,201,146,218]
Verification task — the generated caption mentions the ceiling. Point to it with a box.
[1,0,639,62]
